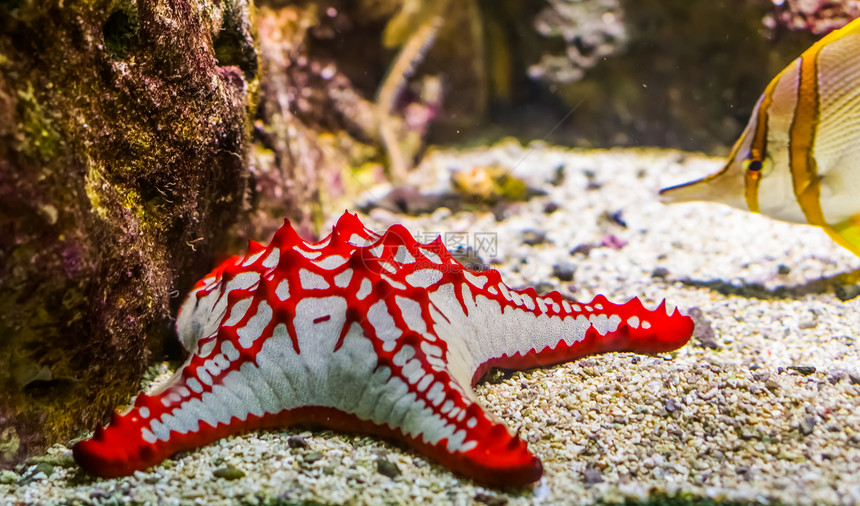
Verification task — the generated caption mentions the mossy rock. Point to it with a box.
[0,0,257,468]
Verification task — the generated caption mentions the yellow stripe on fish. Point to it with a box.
[660,16,860,257]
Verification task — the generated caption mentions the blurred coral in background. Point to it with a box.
[767,0,860,33]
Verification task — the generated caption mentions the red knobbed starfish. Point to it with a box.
[73,212,694,487]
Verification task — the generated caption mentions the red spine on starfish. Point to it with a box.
[73,212,694,487]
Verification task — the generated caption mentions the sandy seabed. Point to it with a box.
[4,142,859,505]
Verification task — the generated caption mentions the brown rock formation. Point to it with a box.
[0,0,256,467]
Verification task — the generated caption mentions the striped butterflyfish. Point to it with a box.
[660,16,860,257]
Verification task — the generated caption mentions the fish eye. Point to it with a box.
[743,159,763,172]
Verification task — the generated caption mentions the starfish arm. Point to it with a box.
[344,315,543,487]
[419,267,694,385]
[361,224,694,386]
[471,292,693,383]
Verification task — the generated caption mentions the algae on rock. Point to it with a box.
[0,0,256,467]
